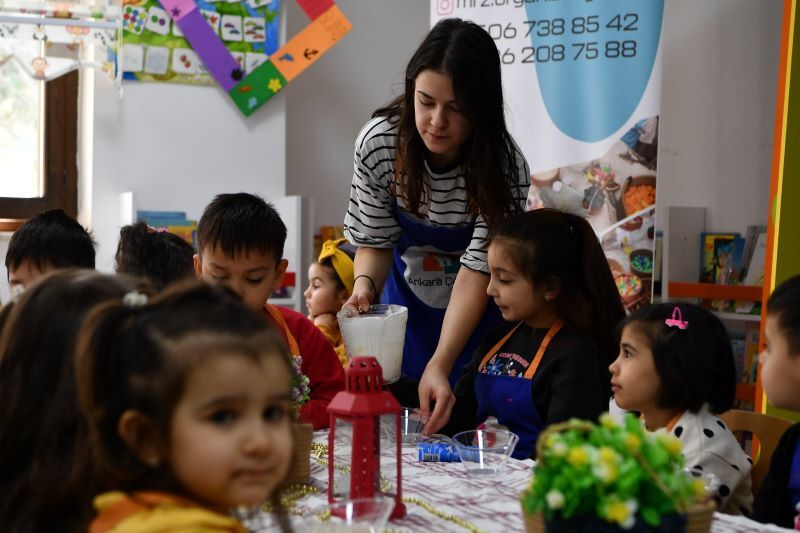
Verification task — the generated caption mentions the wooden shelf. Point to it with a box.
[736,383,756,403]
[713,311,762,323]
[668,282,763,302]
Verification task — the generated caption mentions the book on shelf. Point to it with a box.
[699,232,744,284]
[136,210,197,249]
[742,322,761,384]
[743,231,768,286]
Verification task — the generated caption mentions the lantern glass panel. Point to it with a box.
[331,417,353,502]
[378,414,399,500]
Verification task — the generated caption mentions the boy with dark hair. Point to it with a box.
[753,274,800,528]
[5,209,95,292]
[194,193,345,429]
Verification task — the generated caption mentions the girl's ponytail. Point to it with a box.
[567,213,626,366]
[75,298,157,488]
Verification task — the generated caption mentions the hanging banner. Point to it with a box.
[432,0,663,311]
[121,0,280,85]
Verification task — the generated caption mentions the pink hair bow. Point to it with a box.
[665,306,689,330]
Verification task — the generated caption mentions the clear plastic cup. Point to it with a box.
[452,430,519,476]
[381,407,425,447]
[337,304,408,383]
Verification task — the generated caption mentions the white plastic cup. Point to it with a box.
[337,304,408,383]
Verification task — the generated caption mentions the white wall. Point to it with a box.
[2,0,784,286]
[285,0,429,228]
[657,0,781,235]
[87,63,287,272]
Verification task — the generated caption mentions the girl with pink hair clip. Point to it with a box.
[610,302,753,515]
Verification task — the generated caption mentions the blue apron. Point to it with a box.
[475,320,564,460]
[381,206,503,385]
[788,439,800,511]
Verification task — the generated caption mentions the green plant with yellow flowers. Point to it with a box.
[521,413,708,530]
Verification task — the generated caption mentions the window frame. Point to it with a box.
[0,70,79,230]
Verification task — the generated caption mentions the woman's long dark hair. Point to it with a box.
[374,18,522,236]
[494,209,626,367]
[0,269,151,533]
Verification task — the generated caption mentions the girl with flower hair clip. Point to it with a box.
[609,302,753,515]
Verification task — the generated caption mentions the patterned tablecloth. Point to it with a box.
[246,432,793,533]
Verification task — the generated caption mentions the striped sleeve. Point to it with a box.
[460,146,531,273]
[343,118,401,249]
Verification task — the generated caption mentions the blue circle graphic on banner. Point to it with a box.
[525,0,664,142]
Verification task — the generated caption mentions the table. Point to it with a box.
[245,433,793,533]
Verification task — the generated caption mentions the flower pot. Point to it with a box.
[280,422,314,487]
[520,500,715,533]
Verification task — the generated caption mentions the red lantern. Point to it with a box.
[327,356,406,520]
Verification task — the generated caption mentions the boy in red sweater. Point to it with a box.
[194,193,344,429]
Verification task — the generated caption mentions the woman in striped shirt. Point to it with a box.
[343,18,530,431]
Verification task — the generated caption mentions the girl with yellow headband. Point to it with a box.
[304,238,356,367]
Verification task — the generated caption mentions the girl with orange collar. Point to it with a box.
[430,209,625,460]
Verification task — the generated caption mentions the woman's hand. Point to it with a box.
[419,361,455,434]
[342,277,375,314]
[342,247,394,314]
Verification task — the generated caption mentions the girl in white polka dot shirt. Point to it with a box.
[609,303,753,515]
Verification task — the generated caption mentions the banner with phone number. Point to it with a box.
[432,0,663,312]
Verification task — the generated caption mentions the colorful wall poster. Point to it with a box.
[122,0,280,84]
[432,0,663,311]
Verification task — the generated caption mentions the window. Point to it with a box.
[0,62,79,230]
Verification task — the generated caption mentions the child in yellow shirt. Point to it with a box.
[304,238,355,366]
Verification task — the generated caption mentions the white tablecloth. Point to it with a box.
[246,432,793,532]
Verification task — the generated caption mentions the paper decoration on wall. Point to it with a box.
[0,0,122,87]
[158,0,351,116]
[121,0,278,85]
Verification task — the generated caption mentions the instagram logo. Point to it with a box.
[437,0,454,16]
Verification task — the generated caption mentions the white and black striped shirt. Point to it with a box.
[343,116,530,274]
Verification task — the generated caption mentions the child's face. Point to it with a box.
[414,69,472,168]
[7,259,52,292]
[195,247,287,312]
[609,324,661,412]
[760,313,800,411]
[168,353,293,512]
[487,242,548,325]
[304,263,347,318]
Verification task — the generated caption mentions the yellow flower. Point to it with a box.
[567,446,590,467]
[691,478,707,498]
[624,434,641,453]
[600,413,618,428]
[657,432,683,456]
[268,78,283,92]
[599,446,618,463]
[605,499,638,529]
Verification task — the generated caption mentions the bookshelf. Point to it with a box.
[271,196,314,315]
[667,282,762,302]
